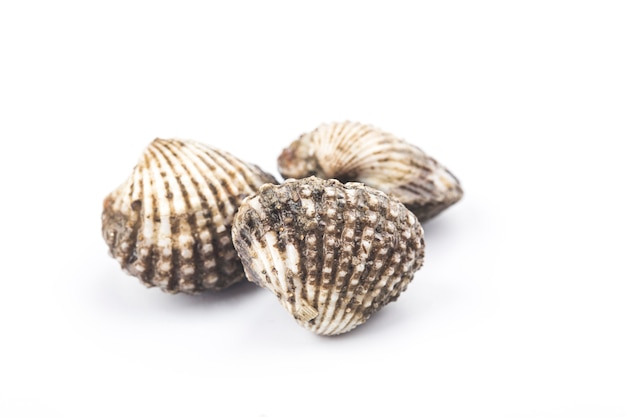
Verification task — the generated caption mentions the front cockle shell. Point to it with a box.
[277,121,463,222]
[102,138,278,294]
[231,176,425,336]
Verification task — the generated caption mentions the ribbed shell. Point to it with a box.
[231,177,425,336]
[277,121,463,222]
[102,138,278,294]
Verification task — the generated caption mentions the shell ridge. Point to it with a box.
[319,185,358,334]
[334,198,384,334]
[204,145,256,199]
[344,145,420,181]
[215,148,273,195]
[341,202,392,331]
[344,204,416,331]
[323,187,369,335]
[251,191,298,313]
[265,232,292,305]
[274,192,308,319]
[248,203,282,293]
[319,188,356,334]
[322,123,364,176]
[273,187,309,319]
[333,124,386,174]
[325,122,352,176]
[157,141,214,291]
[311,124,332,177]
[312,123,366,178]
[248,236,277,291]
[175,142,227,220]
[163,145,218,289]
[151,141,197,291]
[295,188,321,324]
[183,146,239,228]
[174,142,240,289]
[235,207,273,288]
[201,148,242,216]
[182,143,236,213]
[309,181,330,325]
[313,182,344,334]
[317,189,352,334]
[285,242,307,319]
[153,143,195,292]
[386,212,423,303]
[314,122,354,178]
[144,145,174,290]
[150,141,186,216]
[158,141,206,210]
[129,164,156,286]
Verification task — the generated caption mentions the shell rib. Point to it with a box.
[278,121,463,221]
[102,138,278,294]
[231,177,425,336]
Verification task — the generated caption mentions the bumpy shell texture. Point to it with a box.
[102,138,278,294]
[232,177,425,336]
[278,121,463,222]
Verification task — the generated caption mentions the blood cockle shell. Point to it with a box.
[277,121,463,222]
[102,138,278,294]
[231,176,425,336]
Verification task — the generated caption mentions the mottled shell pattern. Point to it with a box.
[232,176,425,336]
[278,121,463,221]
[102,138,278,294]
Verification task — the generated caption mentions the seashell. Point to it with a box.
[102,138,278,294]
[277,121,463,222]
[231,176,425,336]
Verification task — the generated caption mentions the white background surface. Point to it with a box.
[1,1,625,416]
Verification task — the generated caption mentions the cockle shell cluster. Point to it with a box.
[278,121,463,222]
[102,123,461,335]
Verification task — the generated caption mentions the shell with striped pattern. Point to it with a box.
[277,121,463,222]
[231,177,425,336]
[102,138,277,294]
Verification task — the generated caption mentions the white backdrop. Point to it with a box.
[1,1,625,416]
